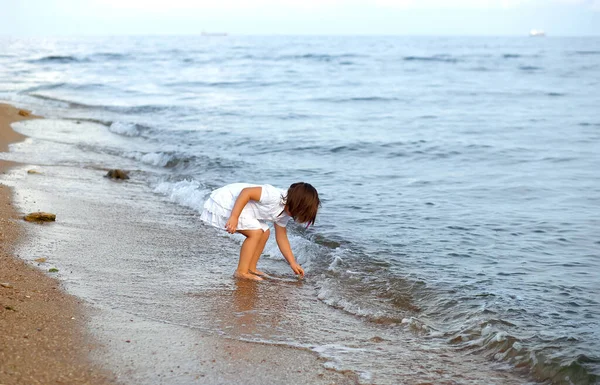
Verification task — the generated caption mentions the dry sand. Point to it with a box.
[0,103,116,384]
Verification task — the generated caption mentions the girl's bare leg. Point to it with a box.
[249,229,270,276]
[235,229,264,281]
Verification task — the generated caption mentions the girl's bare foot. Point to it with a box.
[249,269,268,277]
[234,271,264,281]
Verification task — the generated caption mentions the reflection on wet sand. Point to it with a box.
[231,279,261,336]
[186,276,304,343]
[228,278,301,340]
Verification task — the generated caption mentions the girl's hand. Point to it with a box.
[290,262,305,278]
[225,217,238,233]
[225,187,261,234]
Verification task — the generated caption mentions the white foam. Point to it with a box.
[328,255,344,271]
[482,324,493,336]
[126,151,174,167]
[109,121,140,137]
[153,179,209,212]
[312,343,379,380]
[262,230,317,265]
[512,341,523,351]
[317,285,389,320]
[327,247,351,272]
[400,317,429,332]
[313,343,376,355]
[359,371,373,382]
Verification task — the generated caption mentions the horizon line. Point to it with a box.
[1,33,599,38]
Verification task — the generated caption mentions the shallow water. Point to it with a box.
[1,35,599,384]
[2,155,529,384]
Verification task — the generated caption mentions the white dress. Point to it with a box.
[200,183,291,232]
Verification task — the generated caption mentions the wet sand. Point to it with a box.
[0,103,115,384]
[1,103,358,385]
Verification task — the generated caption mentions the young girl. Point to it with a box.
[200,182,320,281]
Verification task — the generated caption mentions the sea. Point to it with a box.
[0,35,599,384]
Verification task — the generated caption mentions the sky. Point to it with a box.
[1,0,599,36]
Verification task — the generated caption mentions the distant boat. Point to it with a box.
[529,29,546,37]
[201,31,228,37]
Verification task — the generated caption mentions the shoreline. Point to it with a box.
[0,103,115,384]
[0,103,359,385]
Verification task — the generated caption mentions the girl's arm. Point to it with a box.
[274,223,305,277]
[225,187,262,233]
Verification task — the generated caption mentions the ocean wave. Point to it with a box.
[109,121,147,137]
[503,54,521,59]
[235,53,365,63]
[317,285,407,324]
[164,80,281,88]
[28,93,90,108]
[166,80,241,87]
[28,53,131,64]
[261,230,321,266]
[574,50,600,56]
[28,93,174,114]
[315,250,422,322]
[306,234,599,384]
[282,53,363,61]
[403,55,459,63]
[22,83,67,92]
[313,96,400,103]
[520,65,542,71]
[87,52,130,61]
[24,82,113,94]
[316,276,422,326]
[315,246,600,384]
[447,321,599,384]
[277,112,314,120]
[123,151,184,167]
[468,66,493,72]
[310,233,343,249]
[330,145,359,153]
[121,150,224,171]
[154,179,209,213]
[67,117,112,126]
[113,104,174,114]
[28,55,85,64]
[578,122,600,127]
[254,139,476,161]
[311,345,373,382]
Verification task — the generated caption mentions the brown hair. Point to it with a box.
[283,182,321,226]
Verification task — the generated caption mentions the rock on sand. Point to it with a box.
[23,212,56,222]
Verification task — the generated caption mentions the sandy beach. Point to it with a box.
[0,103,115,384]
[0,102,358,384]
